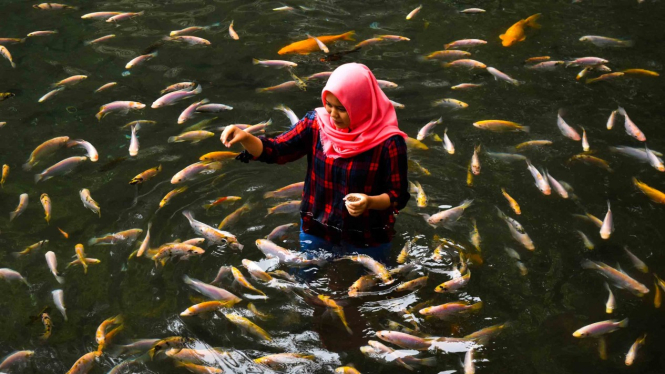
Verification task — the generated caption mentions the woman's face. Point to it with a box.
[324,92,351,130]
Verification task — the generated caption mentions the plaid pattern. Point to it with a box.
[248,111,410,247]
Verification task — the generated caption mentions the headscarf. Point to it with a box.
[314,63,406,159]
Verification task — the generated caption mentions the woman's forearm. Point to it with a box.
[367,193,392,210]
[239,134,264,157]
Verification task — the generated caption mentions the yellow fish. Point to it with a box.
[633,178,665,204]
[278,31,355,55]
[500,13,541,47]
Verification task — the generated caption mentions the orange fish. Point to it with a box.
[500,14,541,47]
[278,31,355,55]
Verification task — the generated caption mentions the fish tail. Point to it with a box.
[580,259,599,270]
[616,106,626,116]
[460,199,474,209]
[585,77,599,84]
[95,110,105,121]
[137,11,145,16]
[618,318,629,328]
[88,237,98,246]
[202,203,213,210]
[252,58,261,65]
[11,252,24,259]
[34,173,43,183]
[167,136,178,143]
[10,61,16,68]
[341,31,356,41]
[9,211,17,221]
[525,13,542,29]
[55,274,65,284]
[521,125,530,133]
[83,263,88,274]
[469,301,483,312]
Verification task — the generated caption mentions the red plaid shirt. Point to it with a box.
[243,111,410,247]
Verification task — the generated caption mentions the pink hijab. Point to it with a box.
[314,63,406,159]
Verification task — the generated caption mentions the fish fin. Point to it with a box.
[342,31,356,41]
[525,13,542,28]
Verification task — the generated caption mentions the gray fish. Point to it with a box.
[34,156,87,183]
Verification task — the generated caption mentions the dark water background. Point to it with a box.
[1,0,665,372]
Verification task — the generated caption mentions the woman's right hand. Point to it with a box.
[220,125,247,148]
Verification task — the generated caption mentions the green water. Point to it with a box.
[1,0,665,373]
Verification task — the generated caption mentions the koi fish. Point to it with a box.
[500,13,541,47]
[278,31,355,55]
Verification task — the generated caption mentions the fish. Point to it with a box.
[422,199,473,228]
[38,87,65,102]
[0,350,35,370]
[183,275,242,303]
[65,351,100,374]
[621,68,659,77]
[375,331,436,350]
[501,188,521,214]
[0,164,8,188]
[604,282,616,313]
[579,35,634,48]
[88,229,143,246]
[96,101,145,121]
[586,72,625,84]
[52,75,87,87]
[525,160,551,195]
[471,145,481,175]
[67,258,101,269]
[424,50,472,61]
[406,4,422,19]
[266,200,300,216]
[120,119,157,130]
[655,279,661,308]
[625,333,647,366]
[180,300,237,317]
[376,35,411,41]
[95,315,123,352]
[473,120,529,132]
[52,289,67,320]
[152,243,205,266]
[416,117,442,141]
[252,58,297,69]
[464,323,510,343]
[556,110,581,140]
[161,82,196,94]
[164,35,211,45]
[0,38,25,45]
[273,104,300,127]
[566,57,609,67]
[227,20,239,40]
[355,37,385,48]
[106,11,144,23]
[81,11,122,19]
[129,165,162,185]
[577,231,595,250]
[526,61,565,71]
[168,131,215,143]
[242,259,272,283]
[26,30,58,37]
[545,171,568,198]
[390,100,405,109]
[581,259,649,296]
[159,187,188,209]
[623,246,648,273]
[278,31,355,55]
[182,210,243,249]
[152,84,202,108]
[224,313,272,340]
[67,140,98,162]
[202,196,241,210]
[85,34,116,46]
[514,140,553,150]
[256,239,325,267]
[199,151,240,162]
[573,318,628,338]
[0,46,16,68]
[9,193,28,221]
[148,336,193,360]
[75,244,89,274]
[45,251,65,284]
[396,275,428,292]
[443,59,487,69]
[461,8,485,13]
[266,222,298,242]
[80,188,101,217]
[126,51,158,69]
[497,207,535,250]
[435,270,471,293]
[444,39,487,49]
[12,239,49,258]
[171,161,223,184]
[218,204,250,229]
[645,145,665,171]
[600,200,613,239]
[419,301,482,320]
[525,56,551,63]
[0,268,29,286]
[464,348,475,374]
[433,98,468,109]
[568,154,613,172]
[35,156,87,183]
[487,67,520,85]
[405,137,429,150]
[451,83,483,90]
[254,353,315,369]
[414,181,427,207]
[633,178,665,203]
[500,13,541,47]
[195,103,233,112]
[442,128,455,154]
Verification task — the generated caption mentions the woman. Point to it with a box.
[220,63,410,262]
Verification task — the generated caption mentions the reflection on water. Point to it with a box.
[1,0,665,373]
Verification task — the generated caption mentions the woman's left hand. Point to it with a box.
[345,194,370,217]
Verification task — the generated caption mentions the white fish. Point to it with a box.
[443,128,455,154]
[178,98,209,124]
[417,117,442,141]
[307,34,329,53]
[406,5,422,20]
[581,127,590,151]
[600,200,613,240]
[464,348,475,374]
[604,282,615,314]
[80,188,101,217]
[52,289,67,320]
[45,251,65,284]
[496,207,535,250]
[67,139,98,162]
[617,106,646,141]
[606,110,617,130]
[9,193,28,221]
[486,67,520,85]
[645,144,665,172]
[422,199,473,228]
[274,105,299,126]
[526,160,551,195]
[556,110,581,141]
[0,268,29,286]
[129,124,139,156]
[545,171,568,198]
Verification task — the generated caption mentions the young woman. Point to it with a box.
[220,63,410,262]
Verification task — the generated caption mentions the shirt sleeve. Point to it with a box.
[382,135,410,211]
[247,112,315,165]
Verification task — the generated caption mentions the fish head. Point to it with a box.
[572,330,586,338]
